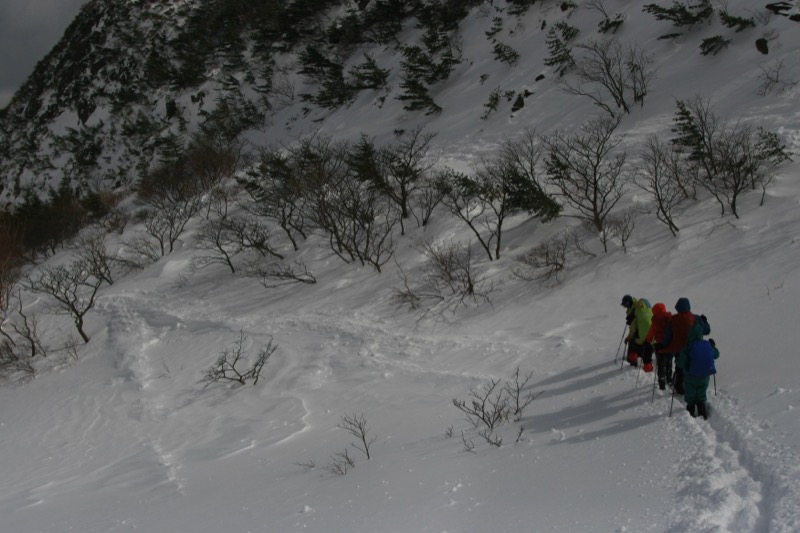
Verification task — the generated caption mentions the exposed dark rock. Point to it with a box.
[756,38,769,55]
[511,94,525,112]
[535,74,545,82]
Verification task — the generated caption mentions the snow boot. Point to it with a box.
[658,378,666,391]
[686,403,697,417]
[643,362,654,373]
[697,403,708,420]
[628,353,638,367]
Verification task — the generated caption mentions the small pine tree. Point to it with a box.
[492,42,520,66]
[643,0,714,28]
[349,53,390,90]
[699,36,730,56]
[544,22,578,76]
[718,11,755,32]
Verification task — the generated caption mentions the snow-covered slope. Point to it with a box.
[0,1,799,532]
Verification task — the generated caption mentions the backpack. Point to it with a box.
[685,339,717,377]
[694,314,711,336]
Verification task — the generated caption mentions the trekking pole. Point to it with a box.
[713,374,717,396]
[668,380,676,417]
[633,361,642,389]
[613,326,627,365]
[651,367,658,402]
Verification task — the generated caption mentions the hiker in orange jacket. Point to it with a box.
[645,303,673,389]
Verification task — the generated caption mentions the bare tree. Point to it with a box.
[632,135,692,236]
[563,38,655,117]
[25,260,105,343]
[543,116,629,251]
[185,130,247,193]
[298,134,399,271]
[73,229,132,285]
[376,127,439,232]
[195,188,283,274]
[240,147,311,251]
[672,97,792,217]
[135,157,206,258]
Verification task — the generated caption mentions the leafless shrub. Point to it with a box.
[757,60,798,96]
[445,425,454,438]
[198,331,277,387]
[453,378,511,431]
[452,368,539,450]
[478,428,503,447]
[604,207,639,253]
[245,260,317,289]
[325,448,356,476]
[0,339,35,381]
[461,430,476,453]
[503,366,541,421]
[513,228,594,284]
[338,413,376,460]
[96,205,130,235]
[119,229,162,268]
[393,240,494,314]
[295,459,316,470]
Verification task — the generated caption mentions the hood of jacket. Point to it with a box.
[675,297,691,313]
[652,302,667,316]
[686,321,705,344]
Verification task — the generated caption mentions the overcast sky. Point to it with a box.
[0,0,89,109]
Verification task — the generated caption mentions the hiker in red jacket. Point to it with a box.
[645,303,673,390]
[660,297,694,395]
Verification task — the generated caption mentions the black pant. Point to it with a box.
[672,353,684,393]
[656,352,672,384]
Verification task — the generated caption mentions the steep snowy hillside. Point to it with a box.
[0,1,799,532]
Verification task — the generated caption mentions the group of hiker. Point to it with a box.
[620,295,719,420]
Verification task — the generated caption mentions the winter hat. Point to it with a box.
[652,302,667,315]
[675,297,691,313]
[621,294,633,307]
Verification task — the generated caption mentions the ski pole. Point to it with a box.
[713,374,717,396]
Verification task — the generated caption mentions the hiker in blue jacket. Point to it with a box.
[676,320,719,420]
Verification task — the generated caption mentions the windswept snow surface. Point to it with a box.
[2,1,800,532]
